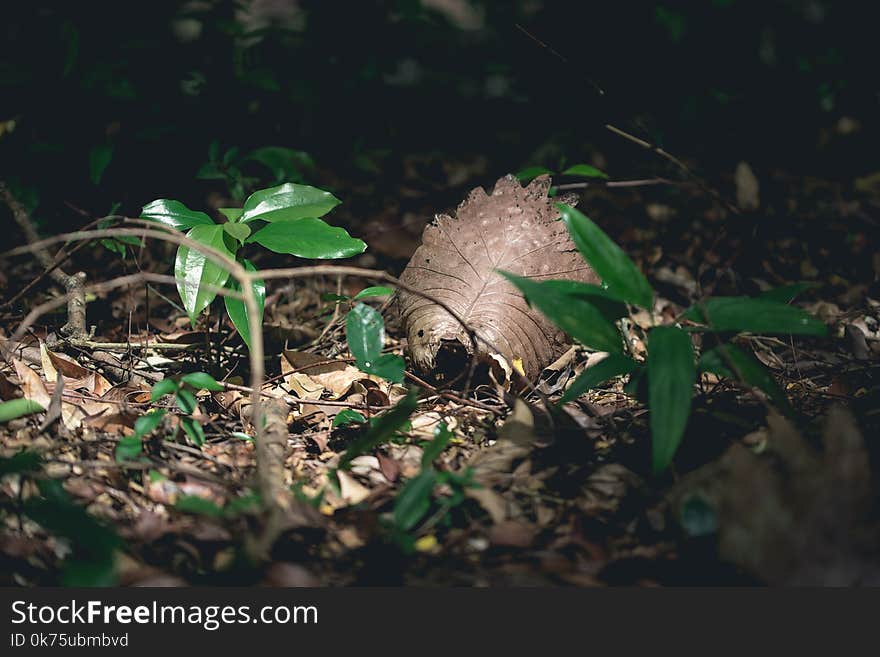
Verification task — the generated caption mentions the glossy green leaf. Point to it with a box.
[224,258,265,351]
[558,204,655,308]
[340,388,418,467]
[174,224,235,325]
[180,416,206,446]
[647,326,696,473]
[345,303,405,382]
[0,398,44,423]
[141,199,215,231]
[239,182,341,223]
[247,217,366,259]
[500,272,623,353]
[222,221,250,243]
[515,166,553,182]
[700,343,793,415]
[181,372,224,391]
[115,436,143,462]
[394,470,437,531]
[683,297,827,336]
[175,388,198,415]
[332,409,367,428]
[218,207,244,222]
[561,164,608,179]
[132,410,166,440]
[353,286,394,300]
[758,282,817,304]
[150,378,178,401]
[559,353,639,404]
[421,422,453,468]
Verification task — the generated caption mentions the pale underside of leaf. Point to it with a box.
[398,174,598,380]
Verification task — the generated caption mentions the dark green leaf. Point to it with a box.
[683,297,827,336]
[322,293,350,302]
[346,303,405,382]
[180,416,206,446]
[247,217,366,259]
[150,378,178,401]
[560,164,608,179]
[0,450,42,476]
[421,423,453,468]
[700,343,793,415]
[115,436,143,462]
[558,204,655,308]
[239,182,341,223]
[353,286,394,300]
[393,470,437,531]
[559,354,639,404]
[175,388,198,415]
[224,258,265,350]
[141,199,215,231]
[340,388,418,467]
[500,272,623,353]
[89,143,113,185]
[514,166,553,182]
[246,146,314,181]
[174,224,235,325]
[758,282,817,304]
[0,398,44,423]
[332,409,367,427]
[132,410,166,440]
[181,372,224,391]
[175,495,222,517]
[648,326,695,473]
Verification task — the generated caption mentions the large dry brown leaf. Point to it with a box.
[398,174,597,380]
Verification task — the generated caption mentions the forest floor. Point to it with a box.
[1,155,879,586]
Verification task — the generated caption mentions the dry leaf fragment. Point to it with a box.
[398,174,598,381]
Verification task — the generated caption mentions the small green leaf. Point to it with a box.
[700,343,793,415]
[683,297,827,336]
[218,207,244,222]
[561,164,609,179]
[175,388,198,414]
[340,388,418,467]
[141,199,215,231]
[222,222,250,243]
[500,272,623,353]
[648,326,695,473]
[346,303,405,382]
[247,217,366,259]
[175,495,222,517]
[181,372,224,391]
[174,224,235,325]
[115,436,143,462]
[239,182,341,223]
[0,398,44,423]
[232,432,253,441]
[89,142,113,185]
[559,354,639,404]
[421,422,453,468]
[150,378,178,401]
[224,258,265,350]
[558,204,655,308]
[180,416,206,446]
[394,470,437,531]
[515,166,554,182]
[332,409,367,427]
[132,410,166,440]
[353,286,394,300]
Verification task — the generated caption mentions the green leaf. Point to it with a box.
[175,495,222,517]
[700,343,793,415]
[180,416,206,446]
[88,142,113,185]
[647,326,695,473]
[218,207,244,222]
[558,204,655,308]
[394,470,437,531]
[340,388,418,467]
[682,297,827,336]
[758,282,816,304]
[222,222,251,243]
[246,146,314,182]
[322,293,350,302]
[559,354,639,404]
[224,259,265,350]
[239,182,341,223]
[534,280,629,323]
[515,166,553,182]
[175,388,198,415]
[132,410,166,440]
[0,398,44,423]
[332,409,367,428]
[174,224,235,325]
[353,286,394,300]
[560,164,609,179]
[421,422,453,468]
[115,436,143,462]
[500,272,623,353]
[247,217,366,259]
[141,199,215,231]
[346,303,405,382]
[0,450,42,476]
[150,378,178,401]
[181,372,224,391]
